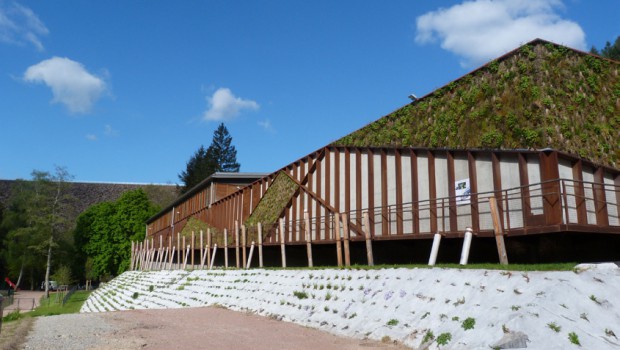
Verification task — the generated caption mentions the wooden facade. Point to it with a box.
[146,147,620,249]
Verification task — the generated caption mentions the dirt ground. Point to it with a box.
[95,307,410,350]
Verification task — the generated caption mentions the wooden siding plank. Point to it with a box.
[381,149,388,236]
[368,149,375,237]
[410,149,419,235]
[428,151,438,233]
[395,149,404,235]
[468,151,480,232]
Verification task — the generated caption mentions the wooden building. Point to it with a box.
[144,39,620,265]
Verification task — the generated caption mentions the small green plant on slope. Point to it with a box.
[548,322,561,333]
[293,291,308,299]
[436,332,452,346]
[386,319,399,326]
[462,317,476,330]
[132,292,139,299]
[568,332,580,346]
[422,330,435,344]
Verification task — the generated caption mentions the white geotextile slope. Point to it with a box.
[81,265,620,349]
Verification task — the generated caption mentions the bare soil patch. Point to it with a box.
[99,307,408,350]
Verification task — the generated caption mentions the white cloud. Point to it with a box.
[203,87,259,122]
[257,119,275,133]
[103,124,119,137]
[0,1,48,51]
[24,57,107,114]
[415,0,586,67]
[85,134,97,141]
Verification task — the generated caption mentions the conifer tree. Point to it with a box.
[178,123,240,193]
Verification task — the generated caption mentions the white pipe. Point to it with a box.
[459,227,474,265]
[428,233,442,266]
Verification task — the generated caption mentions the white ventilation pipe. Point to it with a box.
[459,227,474,265]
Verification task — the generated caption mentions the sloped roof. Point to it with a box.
[333,39,620,168]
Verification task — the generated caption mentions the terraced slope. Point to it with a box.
[334,39,620,168]
[82,265,620,349]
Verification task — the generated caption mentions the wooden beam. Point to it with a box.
[489,197,509,265]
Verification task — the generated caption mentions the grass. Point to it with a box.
[26,291,91,318]
[0,290,91,349]
[264,262,577,272]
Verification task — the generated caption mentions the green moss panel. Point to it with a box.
[333,40,620,168]
[244,171,299,243]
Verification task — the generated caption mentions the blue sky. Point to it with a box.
[1,0,617,184]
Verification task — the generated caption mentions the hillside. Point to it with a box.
[334,39,620,168]
[0,180,178,215]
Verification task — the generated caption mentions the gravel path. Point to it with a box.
[23,307,408,350]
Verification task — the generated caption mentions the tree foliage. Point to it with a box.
[74,189,159,279]
[590,36,620,61]
[178,123,240,193]
[0,167,75,293]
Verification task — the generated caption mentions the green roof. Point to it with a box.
[333,39,620,168]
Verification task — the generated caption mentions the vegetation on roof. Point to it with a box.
[244,172,298,242]
[334,40,620,168]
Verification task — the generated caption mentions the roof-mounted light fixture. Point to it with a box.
[408,94,417,102]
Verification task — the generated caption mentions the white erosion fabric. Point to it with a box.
[82,265,620,349]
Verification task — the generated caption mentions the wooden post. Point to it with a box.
[168,233,172,269]
[207,229,212,270]
[210,244,218,270]
[135,241,140,270]
[200,244,208,269]
[235,221,240,269]
[183,245,190,270]
[362,212,374,266]
[334,213,343,267]
[341,213,351,267]
[257,223,264,268]
[169,246,176,270]
[182,236,186,269]
[163,247,169,270]
[279,218,287,268]
[247,241,255,269]
[242,225,247,269]
[304,211,313,267]
[190,231,195,270]
[224,228,229,268]
[200,230,204,270]
[177,233,181,269]
[489,197,509,264]
[130,241,135,270]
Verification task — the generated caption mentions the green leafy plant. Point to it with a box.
[436,332,452,346]
[422,330,435,344]
[132,292,139,299]
[461,317,476,330]
[386,319,399,326]
[293,291,308,299]
[568,332,580,346]
[548,322,561,333]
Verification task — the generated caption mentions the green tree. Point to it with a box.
[0,168,75,295]
[74,189,159,279]
[178,123,240,193]
[208,123,240,173]
[590,36,620,61]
